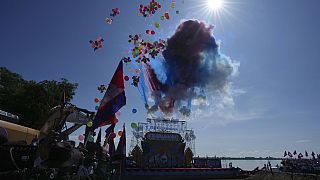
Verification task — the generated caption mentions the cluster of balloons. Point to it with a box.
[121,57,131,64]
[131,76,140,87]
[129,38,167,63]
[139,0,162,17]
[105,17,113,24]
[97,84,107,93]
[89,37,104,51]
[146,29,156,35]
[105,8,120,25]
[110,8,120,17]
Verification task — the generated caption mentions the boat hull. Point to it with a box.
[123,167,244,180]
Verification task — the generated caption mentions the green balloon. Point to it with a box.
[160,16,165,20]
[87,134,94,142]
[131,122,137,129]
[87,121,93,127]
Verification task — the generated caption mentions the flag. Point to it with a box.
[115,124,126,156]
[312,151,315,159]
[298,152,303,159]
[92,61,126,129]
[103,124,116,156]
[288,151,293,157]
[293,150,297,155]
[305,150,308,157]
[108,136,116,156]
[105,123,115,139]
[96,128,102,144]
[115,124,126,177]
[284,151,287,157]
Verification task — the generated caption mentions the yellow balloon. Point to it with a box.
[87,121,93,127]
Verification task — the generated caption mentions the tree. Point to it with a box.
[0,67,78,129]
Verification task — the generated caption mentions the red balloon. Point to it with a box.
[124,76,129,81]
[118,130,123,137]
[110,132,116,139]
[146,30,150,34]
[151,30,155,35]
[165,12,170,19]
[111,117,118,125]
[94,98,100,103]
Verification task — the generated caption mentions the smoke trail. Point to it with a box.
[146,19,239,116]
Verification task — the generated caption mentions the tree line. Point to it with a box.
[0,67,78,130]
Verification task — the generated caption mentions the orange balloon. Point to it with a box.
[118,130,123,136]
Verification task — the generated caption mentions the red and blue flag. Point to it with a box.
[93,61,126,129]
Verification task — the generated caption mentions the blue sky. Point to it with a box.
[1,0,320,157]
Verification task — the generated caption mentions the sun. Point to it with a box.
[207,0,224,11]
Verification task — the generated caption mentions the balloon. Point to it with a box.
[124,76,129,81]
[134,69,141,75]
[94,98,100,103]
[87,134,94,142]
[110,132,116,139]
[165,12,170,19]
[111,117,118,125]
[87,121,93,127]
[176,10,180,14]
[131,122,137,129]
[95,106,99,110]
[118,130,123,136]
[132,108,137,113]
[116,111,121,116]
[160,16,165,20]
[154,21,160,28]
[78,135,85,141]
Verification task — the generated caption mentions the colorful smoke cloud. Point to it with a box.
[144,19,239,117]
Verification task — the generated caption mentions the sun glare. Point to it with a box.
[207,0,224,11]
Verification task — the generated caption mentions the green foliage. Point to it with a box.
[0,67,78,129]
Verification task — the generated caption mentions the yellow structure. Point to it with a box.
[0,120,39,144]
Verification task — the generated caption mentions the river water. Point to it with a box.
[221,160,282,170]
